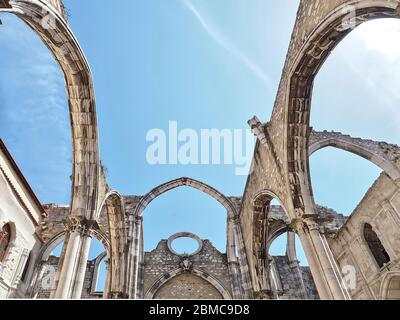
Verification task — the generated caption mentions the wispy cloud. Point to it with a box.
[179,0,274,91]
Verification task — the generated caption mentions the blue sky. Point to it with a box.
[1,0,400,276]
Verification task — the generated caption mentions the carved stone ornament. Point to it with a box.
[180,256,193,272]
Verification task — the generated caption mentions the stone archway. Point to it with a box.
[283,0,400,220]
[96,191,127,298]
[309,131,400,181]
[251,191,290,298]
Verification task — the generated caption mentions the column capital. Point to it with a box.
[303,217,321,232]
[64,216,99,237]
[290,217,321,233]
[290,218,306,234]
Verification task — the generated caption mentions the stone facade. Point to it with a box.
[329,173,400,299]
[143,238,232,299]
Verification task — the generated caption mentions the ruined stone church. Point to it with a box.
[1,0,400,300]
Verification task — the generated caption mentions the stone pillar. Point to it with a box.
[228,261,243,299]
[29,261,45,298]
[54,217,97,299]
[227,217,244,299]
[71,232,92,298]
[103,259,110,299]
[234,220,253,299]
[294,218,350,300]
[306,218,349,300]
[286,232,308,299]
[286,232,297,263]
[292,219,331,300]
[128,216,143,299]
[138,225,145,298]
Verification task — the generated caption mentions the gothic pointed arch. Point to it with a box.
[270,0,400,218]
[0,0,101,220]
[309,131,400,181]
[130,177,252,299]
[251,191,290,298]
[97,191,127,298]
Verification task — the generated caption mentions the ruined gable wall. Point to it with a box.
[143,239,232,299]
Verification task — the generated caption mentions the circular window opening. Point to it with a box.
[167,232,203,256]
[171,237,199,255]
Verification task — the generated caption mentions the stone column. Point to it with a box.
[228,261,243,299]
[234,220,253,299]
[138,225,145,299]
[306,218,349,300]
[128,216,143,299]
[71,231,92,298]
[103,259,110,299]
[227,217,244,299]
[286,232,308,299]
[50,236,69,299]
[286,232,297,263]
[54,217,96,299]
[294,217,350,300]
[29,260,45,298]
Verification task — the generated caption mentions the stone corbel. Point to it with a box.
[248,116,267,146]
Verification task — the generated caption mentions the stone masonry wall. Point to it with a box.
[143,239,232,299]
[273,256,319,300]
[329,173,400,299]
